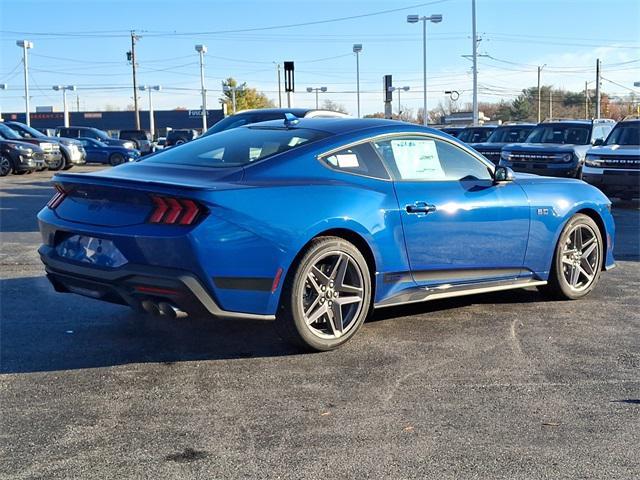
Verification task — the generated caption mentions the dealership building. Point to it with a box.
[1,109,225,136]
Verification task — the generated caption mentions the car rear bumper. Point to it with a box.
[39,245,275,321]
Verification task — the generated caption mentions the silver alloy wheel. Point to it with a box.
[561,224,600,292]
[0,156,11,176]
[300,251,365,339]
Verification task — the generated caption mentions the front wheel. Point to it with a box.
[276,237,372,351]
[109,153,125,166]
[539,213,603,300]
[0,155,12,177]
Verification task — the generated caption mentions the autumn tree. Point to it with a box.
[220,78,274,113]
[320,99,349,114]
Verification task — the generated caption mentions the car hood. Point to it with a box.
[470,142,509,149]
[1,139,44,151]
[587,144,640,156]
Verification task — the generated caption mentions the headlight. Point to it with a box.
[124,141,135,149]
[585,154,602,167]
[500,151,512,161]
[561,153,573,162]
[12,144,33,154]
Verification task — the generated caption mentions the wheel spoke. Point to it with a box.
[582,242,597,259]
[570,264,581,286]
[311,265,330,286]
[580,257,595,276]
[337,283,363,295]
[305,302,328,325]
[329,303,343,336]
[579,266,593,283]
[561,255,574,266]
[582,236,596,250]
[330,253,349,286]
[336,295,362,306]
[306,272,323,294]
[304,295,321,317]
[574,227,583,250]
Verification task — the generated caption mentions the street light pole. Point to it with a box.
[16,40,33,126]
[223,84,245,113]
[537,65,546,122]
[306,87,327,109]
[0,83,8,121]
[407,14,442,126]
[53,85,76,127]
[353,44,362,118]
[139,85,161,137]
[471,0,478,126]
[195,44,208,131]
[275,62,282,108]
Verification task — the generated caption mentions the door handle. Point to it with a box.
[405,201,436,214]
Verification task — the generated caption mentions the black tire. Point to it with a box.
[539,213,603,300]
[109,153,125,166]
[47,154,64,171]
[276,236,372,351]
[14,170,28,175]
[0,155,12,177]
[574,166,583,180]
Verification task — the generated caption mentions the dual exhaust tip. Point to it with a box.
[141,300,188,319]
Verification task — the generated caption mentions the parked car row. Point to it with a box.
[443,118,638,200]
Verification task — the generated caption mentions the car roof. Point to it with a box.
[243,117,432,135]
[234,108,314,116]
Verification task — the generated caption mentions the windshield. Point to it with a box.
[203,116,252,137]
[121,131,149,141]
[457,128,494,143]
[11,123,45,139]
[0,124,24,140]
[526,124,590,145]
[148,126,330,168]
[605,123,640,146]
[487,126,533,143]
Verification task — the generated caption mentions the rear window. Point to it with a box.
[148,126,330,168]
[120,130,149,141]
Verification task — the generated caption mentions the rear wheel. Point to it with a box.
[47,152,65,171]
[276,237,371,351]
[109,153,125,166]
[0,155,12,177]
[539,213,603,300]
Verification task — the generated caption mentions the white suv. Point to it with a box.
[583,117,640,200]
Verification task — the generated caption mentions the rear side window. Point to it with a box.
[322,142,389,179]
[148,126,330,168]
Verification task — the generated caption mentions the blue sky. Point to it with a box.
[1,0,639,116]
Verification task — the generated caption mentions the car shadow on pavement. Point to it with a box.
[1,276,557,374]
[0,276,301,374]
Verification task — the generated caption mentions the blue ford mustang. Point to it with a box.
[78,137,140,165]
[38,118,615,350]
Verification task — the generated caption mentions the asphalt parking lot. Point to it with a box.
[1,166,638,480]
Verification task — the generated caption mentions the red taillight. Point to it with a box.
[148,195,204,225]
[47,185,67,209]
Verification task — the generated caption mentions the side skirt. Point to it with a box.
[374,278,547,309]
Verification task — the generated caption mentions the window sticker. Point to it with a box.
[334,153,360,168]
[390,139,445,180]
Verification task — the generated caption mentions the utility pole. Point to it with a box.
[549,87,553,121]
[471,0,478,126]
[537,65,546,122]
[76,94,80,112]
[275,63,282,108]
[584,81,589,119]
[195,44,208,130]
[595,58,601,119]
[129,31,141,130]
[0,83,7,121]
[140,85,161,138]
[16,40,33,126]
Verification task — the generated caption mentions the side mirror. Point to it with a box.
[494,165,515,183]
[592,138,604,146]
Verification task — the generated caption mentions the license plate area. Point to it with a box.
[55,234,128,268]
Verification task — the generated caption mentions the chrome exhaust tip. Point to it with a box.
[141,300,160,316]
[158,302,188,319]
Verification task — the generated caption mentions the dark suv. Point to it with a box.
[4,121,86,170]
[119,130,152,154]
[456,125,498,145]
[583,117,640,200]
[56,126,136,150]
[165,129,198,147]
[0,137,45,176]
[499,119,615,178]
[469,123,535,164]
